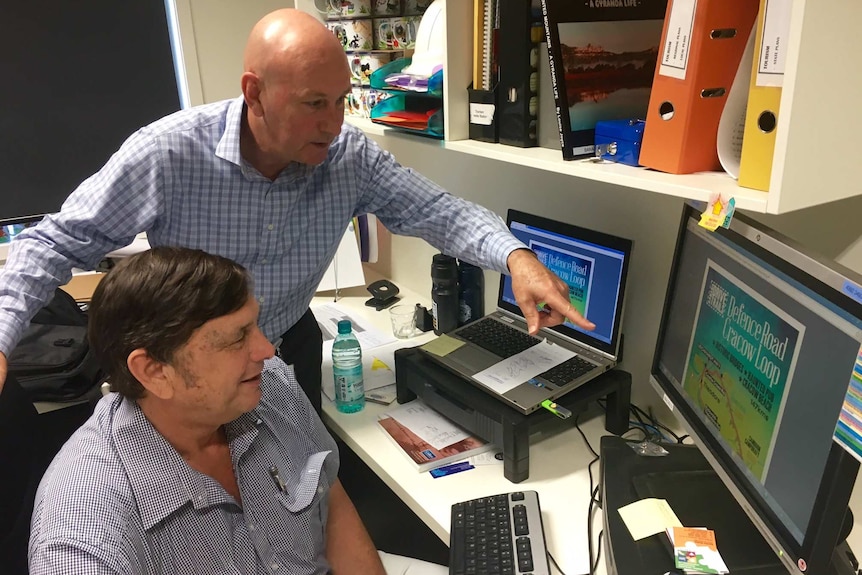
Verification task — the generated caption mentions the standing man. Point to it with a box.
[0,9,593,411]
[29,246,447,574]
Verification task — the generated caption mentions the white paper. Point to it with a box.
[387,401,469,451]
[717,25,756,179]
[312,303,396,349]
[756,0,792,87]
[316,222,366,292]
[322,352,397,401]
[659,0,697,80]
[468,450,504,466]
[469,103,495,126]
[472,340,576,395]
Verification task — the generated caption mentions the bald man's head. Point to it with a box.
[239,9,352,172]
[243,9,345,83]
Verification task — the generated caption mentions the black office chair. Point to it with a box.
[0,374,43,575]
[0,374,95,574]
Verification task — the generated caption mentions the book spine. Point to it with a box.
[540,0,574,160]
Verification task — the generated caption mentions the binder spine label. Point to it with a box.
[756,0,792,87]
[469,103,496,126]
[659,0,697,80]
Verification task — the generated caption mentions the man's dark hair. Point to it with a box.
[88,246,252,398]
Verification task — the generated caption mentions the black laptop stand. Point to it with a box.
[394,346,631,483]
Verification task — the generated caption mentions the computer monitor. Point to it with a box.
[650,202,862,574]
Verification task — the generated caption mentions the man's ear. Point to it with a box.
[127,349,174,400]
[241,72,264,117]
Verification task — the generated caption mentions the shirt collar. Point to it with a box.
[214,95,246,167]
[111,395,260,530]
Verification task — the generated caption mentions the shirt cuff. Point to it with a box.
[491,235,530,276]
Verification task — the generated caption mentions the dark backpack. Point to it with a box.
[8,288,106,402]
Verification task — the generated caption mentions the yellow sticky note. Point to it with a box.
[371,358,390,371]
[617,498,683,541]
[420,334,466,357]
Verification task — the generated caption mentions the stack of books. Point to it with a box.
[377,399,494,472]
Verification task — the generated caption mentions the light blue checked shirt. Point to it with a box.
[0,96,525,355]
[30,357,339,575]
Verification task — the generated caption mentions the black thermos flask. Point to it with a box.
[431,253,459,335]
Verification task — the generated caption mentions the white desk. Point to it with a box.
[312,284,611,575]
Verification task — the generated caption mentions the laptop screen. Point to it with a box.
[499,210,633,356]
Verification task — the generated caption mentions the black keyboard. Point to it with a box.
[456,318,541,358]
[449,491,550,575]
[538,355,596,386]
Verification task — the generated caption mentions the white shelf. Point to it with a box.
[341,0,862,215]
[345,116,768,211]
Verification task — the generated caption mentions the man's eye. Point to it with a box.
[307,100,325,109]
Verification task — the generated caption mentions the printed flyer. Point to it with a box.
[683,261,804,480]
[530,240,595,318]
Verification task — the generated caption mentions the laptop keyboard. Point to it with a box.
[449,490,550,575]
[538,355,596,386]
[457,318,541,358]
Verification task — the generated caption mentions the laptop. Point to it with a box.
[420,209,633,414]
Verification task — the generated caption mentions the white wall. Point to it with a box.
[178,0,862,560]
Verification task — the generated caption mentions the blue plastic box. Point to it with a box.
[594,119,645,167]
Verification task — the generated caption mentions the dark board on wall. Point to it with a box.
[0,0,183,224]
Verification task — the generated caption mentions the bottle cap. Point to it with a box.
[337,319,352,334]
[431,253,458,281]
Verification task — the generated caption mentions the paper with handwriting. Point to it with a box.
[472,340,575,394]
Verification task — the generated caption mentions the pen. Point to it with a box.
[269,466,285,492]
[541,399,572,419]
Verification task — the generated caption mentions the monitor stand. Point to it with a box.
[601,435,785,574]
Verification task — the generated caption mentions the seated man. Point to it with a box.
[29,247,446,575]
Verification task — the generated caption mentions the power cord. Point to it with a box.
[574,413,603,575]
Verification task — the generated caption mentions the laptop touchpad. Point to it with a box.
[446,346,500,372]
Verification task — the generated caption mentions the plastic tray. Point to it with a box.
[369,57,443,98]
[370,94,444,139]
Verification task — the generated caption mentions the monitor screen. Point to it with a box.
[651,203,862,574]
[0,0,185,225]
[500,209,631,356]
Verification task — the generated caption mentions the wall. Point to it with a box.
[178,0,862,560]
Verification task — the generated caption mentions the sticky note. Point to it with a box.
[617,498,683,541]
[420,334,466,357]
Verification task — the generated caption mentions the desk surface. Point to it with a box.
[313,284,610,575]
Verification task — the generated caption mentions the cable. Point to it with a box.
[548,551,568,575]
[587,484,601,575]
[591,530,604,574]
[631,403,683,443]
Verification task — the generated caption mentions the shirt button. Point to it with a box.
[259,296,265,304]
[267,224,274,231]
[271,563,279,570]
[248,524,256,532]
[261,258,268,264]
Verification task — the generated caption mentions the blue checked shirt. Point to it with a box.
[30,357,339,575]
[0,96,525,354]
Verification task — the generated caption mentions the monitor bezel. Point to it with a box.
[499,209,633,357]
[650,202,861,575]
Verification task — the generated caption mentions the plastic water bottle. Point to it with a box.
[332,319,365,413]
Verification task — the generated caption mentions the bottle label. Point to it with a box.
[334,368,364,403]
[432,300,439,331]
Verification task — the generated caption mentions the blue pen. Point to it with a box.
[430,461,475,478]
